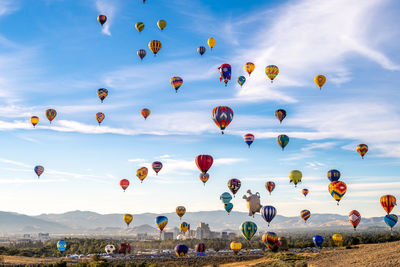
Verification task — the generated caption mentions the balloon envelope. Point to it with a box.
[57,240,67,253]
[313,235,324,247]
[156,216,168,232]
[240,221,257,241]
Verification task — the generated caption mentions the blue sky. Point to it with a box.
[0,0,400,222]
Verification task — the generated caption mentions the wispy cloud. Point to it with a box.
[95,0,117,36]
[0,0,19,16]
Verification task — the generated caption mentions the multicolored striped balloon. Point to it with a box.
[199,173,209,185]
[170,76,183,92]
[97,88,108,103]
[356,144,368,159]
[274,109,286,123]
[300,209,311,222]
[265,65,279,83]
[384,214,398,230]
[327,169,341,182]
[135,22,144,33]
[302,188,309,197]
[380,195,396,214]
[176,206,186,220]
[95,112,105,125]
[243,133,255,148]
[46,109,57,124]
[262,232,279,251]
[155,216,168,232]
[152,161,162,175]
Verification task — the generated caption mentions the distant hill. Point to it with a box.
[0,210,389,234]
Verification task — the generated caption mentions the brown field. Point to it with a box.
[1,241,400,266]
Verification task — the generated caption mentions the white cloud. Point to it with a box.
[0,0,19,16]
[95,0,117,36]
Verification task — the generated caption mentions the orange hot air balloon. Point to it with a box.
[31,116,39,127]
[96,112,105,125]
[199,173,209,185]
[176,206,186,220]
[244,62,255,76]
[141,108,151,120]
[380,195,396,214]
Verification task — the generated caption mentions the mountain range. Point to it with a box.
[0,210,390,235]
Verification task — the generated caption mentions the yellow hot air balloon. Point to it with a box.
[265,65,279,83]
[314,75,326,89]
[136,167,148,183]
[123,214,133,227]
[148,40,162,56]
[157,20,167,31]
[332,234,343,246]
[244,62,255,76]
[179,222,189,234]
[31,116,39,127]
[230,241,242,254]
[289,170,302,187]
[208,37,215,50]
[135,22,145,33]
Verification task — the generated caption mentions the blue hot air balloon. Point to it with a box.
[384,214,398,230]
[57,240,67,253]
[327,169,341,182]
[260,205,276,226]
[220,192,232,204]
[313,235,324,247]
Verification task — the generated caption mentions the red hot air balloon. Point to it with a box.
[349,210,361,230]
[152,161,163,175]
[195,155,213,174]
[380,195,396,214]
[97,15,107,26]
[120,179,130,192]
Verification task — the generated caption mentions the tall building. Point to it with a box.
[161,232,173,240]
[195,222,212,239]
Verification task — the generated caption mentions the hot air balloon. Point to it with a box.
[123,214,133,227]
[152,161,162,175]
[120,179,129,192]
[157,20,167,31]
[225,203,233,214]
[208,37,215,50]
[244,62,255,76]
[57,240,67,253]
[96,112,105,125]
[384,214,398,231]
[31,116,39,127]
[277,134,289,150]
[34,165,44,178]
[176,206,186,220]
[195,155,213,174]
[332,234,343,246]
[328,181,347,205]
[155,216,168,233]
[119,243,131,255]
[148,40,162,55]
[170,76,183,93]
[262,232,279,251]
[179,222,189,234]
[265,65,279,83]
[175,244,188,257]
[300,189,308,198]
[314,75,326,89]
[357,144,368,159]
[349,210,361,230]
[237,76,246,87]
[199,173,209,185]
[105,244,116,254]
[142,0,146,3]
[141,108,151,120]
[313,235,324,247]
[197,46,206,56]
[135,22,144,33]
[230,241,242,254]
[289,170,302,187]
[380,195,396,214]
[275,109,286,124]
[265,181,275,195]
[227,178,241,197]
[46,109,57,124]
[137,49,146,60]
[261,206,276,226]
[195,243,206,256]
[218,64,231,86]
[243,133,255,148]
[300,209,311,222]
[220,192,232,204]
[212,106,233,134]
[136,167,148,183]
[240,221,257,241]
[97,15,107,26]
[97,88,108,103]
[327,169,341,182]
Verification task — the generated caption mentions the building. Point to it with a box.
[161,232,173,240]
[188,230,196,239]
[228,232,236,239]
[195,222,212,239]
[38,233,50,241]
[221,232,228,239]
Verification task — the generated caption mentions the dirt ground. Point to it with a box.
[2,241,400,266]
